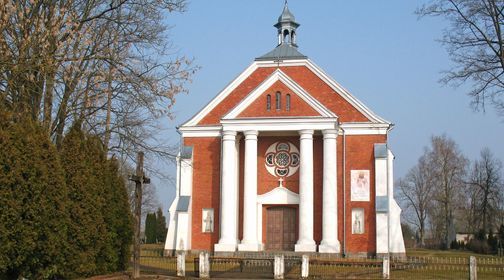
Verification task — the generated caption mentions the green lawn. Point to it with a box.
[406,247,494,258]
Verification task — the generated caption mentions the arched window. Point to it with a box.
[275,92,281,110]
[283,29,290,43]
[286,94,291,111]
[266,94,271,111]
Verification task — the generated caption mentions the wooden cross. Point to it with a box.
[129,152,150,279]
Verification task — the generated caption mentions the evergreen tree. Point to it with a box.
[156,207,168,243]
[60,124,108,277]
[499,224,504,243]
[101,157,133,271]
[145,213,157,244]
[0,115,69,279]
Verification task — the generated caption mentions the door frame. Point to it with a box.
[257,186,299,249]
[264,205,298,251]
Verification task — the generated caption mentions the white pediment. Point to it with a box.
[222,69,336,120]
[181,59,390,127]
[257,186,299,205]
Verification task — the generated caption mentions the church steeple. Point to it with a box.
[255,1,306,61]
[274,1,300,47]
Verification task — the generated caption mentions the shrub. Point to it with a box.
[0,116,69,279]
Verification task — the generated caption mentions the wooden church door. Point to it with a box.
[266,206,297,251]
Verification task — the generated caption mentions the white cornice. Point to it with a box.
[339,122,391,135]
[223,69,336,119]
[221,117,338,132]
[178,121,391,138]
[178,126,221,138]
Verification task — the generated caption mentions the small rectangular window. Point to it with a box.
[266,94,271,111]
[275,92,281,110]
[286,94,291,111]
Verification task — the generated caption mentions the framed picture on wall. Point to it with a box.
[351,170,370,201]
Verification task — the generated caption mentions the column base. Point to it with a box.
[295,243,317,252]
[214,243,237,252]
[238,243,262,252]
[318,240,341,253]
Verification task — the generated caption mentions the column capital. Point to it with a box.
[244,130,259,139]
[322,129,338,139]
[299,129,314,139]
[222,130,237,141]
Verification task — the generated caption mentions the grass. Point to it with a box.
[136,245,504,279]
[406,247,494,258]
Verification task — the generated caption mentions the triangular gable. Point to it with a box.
[224,69,336,119]
[237,80,321,118]
[181,59,390,127]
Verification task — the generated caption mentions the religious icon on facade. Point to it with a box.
[351,170,370,201]
[352,208,364,234]
[202,208,214,233]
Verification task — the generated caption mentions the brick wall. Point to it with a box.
[198,65,369,125]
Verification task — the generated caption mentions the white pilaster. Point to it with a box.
[215,130,238,252]
[295,129,316,252]
[319,129,341,253]
[238,130,261,251]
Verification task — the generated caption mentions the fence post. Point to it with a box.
[199,251,210,278]
[301,255,309,278]
[274,254,284,279]
[382,255,390,279]
[469,256,477,280]
[177,251,186,277]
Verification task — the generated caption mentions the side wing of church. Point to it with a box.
[165,3,406,256]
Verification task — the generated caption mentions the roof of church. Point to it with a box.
[255,44,307,61]
[277,2,296,23]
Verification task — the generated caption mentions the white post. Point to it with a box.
[319,129,340,253]
[199,251,210,278]
[239,130,260,251]
[274,255,285,280]
[301,255,309,278]
[382,256,390,279]
[469,256,477,280]
[215,130,238,252]
[177,251,185,277]
[295,130,316,252]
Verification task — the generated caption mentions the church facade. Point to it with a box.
[165,3,405,256]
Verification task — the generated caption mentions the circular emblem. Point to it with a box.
[265,142,300,178]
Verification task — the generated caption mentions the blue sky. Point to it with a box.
[153,0,504,211]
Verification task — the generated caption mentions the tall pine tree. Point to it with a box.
[0,115,69,279]
[60,124,108,277]
[101,157,133,271]
[156,207,168,243]
[145,213,157,244]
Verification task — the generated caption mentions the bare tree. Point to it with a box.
[427,135,468,248]
[467,148,504,233]
[417,0,504,117]
[0,0,197,170]
[398,155,435,247]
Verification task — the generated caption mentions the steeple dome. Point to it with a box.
[274,1,299,47]
[255,1,307,61]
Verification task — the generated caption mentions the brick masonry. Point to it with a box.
[186,64,387,254]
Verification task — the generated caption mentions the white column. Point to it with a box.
[238,130,261,251]
[215,130,238,252]
[319,129,341,253]
[295,129,316,252]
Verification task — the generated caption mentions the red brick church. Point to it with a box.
[165,3,405,256]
